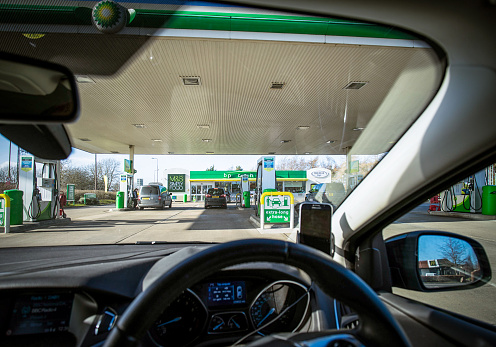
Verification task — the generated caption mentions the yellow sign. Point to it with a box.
[22,34,45,39]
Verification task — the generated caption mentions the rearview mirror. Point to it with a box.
[386,231,491,291]
[0,53,79,123]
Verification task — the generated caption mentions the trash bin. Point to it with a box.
[4,189,23,225]
[116,191,124,209]
[482,185,496,216]
[243,191,250,208]
[183,194,187,202]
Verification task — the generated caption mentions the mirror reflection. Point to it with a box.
[418,235,481,288]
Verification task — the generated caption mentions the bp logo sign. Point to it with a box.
[92,0,128,34]
[264,195,291,223]
[168,174,186,193]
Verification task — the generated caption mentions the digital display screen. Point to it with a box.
[207,281,246,306]
[299,204,332,254]
[6,293,73,336]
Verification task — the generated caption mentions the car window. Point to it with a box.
[208,188,224,195]
[141,186,159,195]
[383,168,496,325]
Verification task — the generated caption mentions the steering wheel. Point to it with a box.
[104,239,410,347]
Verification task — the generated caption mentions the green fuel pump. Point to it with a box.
[18,155,60,221]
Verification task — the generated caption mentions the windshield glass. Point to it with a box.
[0,0,444,247]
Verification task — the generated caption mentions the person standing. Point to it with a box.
[132,188,139,209]
[59,191,67,218]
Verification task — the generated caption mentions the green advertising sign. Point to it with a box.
[168,174,186,192]
[264,209,290,223]
[189,170,306,180]
[67,184,76,202]
[264,195,291,223]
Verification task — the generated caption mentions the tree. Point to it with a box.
[235,165,243,171]
[60,158,121,191]
[440,238,466,267]
[277,156,331,171]
[206,165,216,171]
[62,165,93,190]
[99,158,120,190]
[0,164,17,193]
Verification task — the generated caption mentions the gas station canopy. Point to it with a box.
[0,4,441,156]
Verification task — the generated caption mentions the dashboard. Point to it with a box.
[0,244,339,347]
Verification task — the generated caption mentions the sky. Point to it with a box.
[0,134,339,186]
[418,235,477,263]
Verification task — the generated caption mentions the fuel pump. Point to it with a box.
[468,170,484,213]
[119,173,134,209]
[255,156,276,215]
[240,174,250,207]
[441,169,485,213]
[18,155,60,221]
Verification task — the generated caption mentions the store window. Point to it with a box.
[284,182,306,193]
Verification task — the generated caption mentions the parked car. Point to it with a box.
[204,188,227,209]
[138,184,172,209]
[305,182,345,208]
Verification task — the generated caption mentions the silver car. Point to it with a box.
[138,185,172,210]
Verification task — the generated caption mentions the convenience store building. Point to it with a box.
[163,169,308,202]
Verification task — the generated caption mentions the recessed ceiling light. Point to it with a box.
[202,139,212,142]
[326,140,336,144]
[133,124,146,128]
[197,124,210,129]
[79,138,91,141]
[151,139,162,142]
[305,152,311,155]
[270,82,285,89]
[182,76,201,86]
[280,140,291,143]
[344,81,368,90]
[75,75,95,83]
[206,152,214,154]
[297,126,310,130]
[353,127,365,131]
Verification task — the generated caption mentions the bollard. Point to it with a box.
[0,194,11,234]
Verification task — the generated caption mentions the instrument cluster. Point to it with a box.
[147,277,311,346]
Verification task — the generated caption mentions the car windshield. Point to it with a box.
[0,0,444,248]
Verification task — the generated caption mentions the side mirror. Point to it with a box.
[385,231,491,291]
